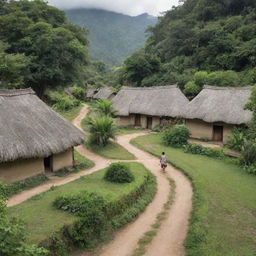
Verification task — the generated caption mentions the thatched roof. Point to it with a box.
[93,87,114,99]
[0,88,85,163]
[184,85,253,124]
[112,85,189,117]
[86,88,98,98]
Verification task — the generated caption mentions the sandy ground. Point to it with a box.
[7,105,193,256]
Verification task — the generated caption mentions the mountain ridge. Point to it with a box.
[65,8,157,66]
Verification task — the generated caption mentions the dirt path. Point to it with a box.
[7,105,110,207]
[8,104,193,256]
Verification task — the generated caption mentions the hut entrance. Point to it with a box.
[147,117,153,129]
[135,114,141,127]
[44,155,53,172]
[213,125,223,142]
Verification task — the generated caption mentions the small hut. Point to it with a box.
[86,88,98,100]
[184,85,253,143]
[93,87,114,100]
[0,88,85,183]
[112,85,189,128]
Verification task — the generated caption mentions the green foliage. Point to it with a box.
[162,125,190,147]
[66,9,157,66]
[184,143,225,159]
[85,115,116,146]
[227,127,247,151]
[241,140,256,166]
[105,163,134,183]
[0,0,89,96]
[0,174,49,198]
[93,99,117,117]
[0,200,48,256]
[53,96,80,111]
[119,0,256,93]
[71,86,86,100]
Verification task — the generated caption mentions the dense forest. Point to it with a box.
[66,9,157,66]
[118,0,256,97]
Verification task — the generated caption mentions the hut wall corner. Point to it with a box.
[52,148,73,172]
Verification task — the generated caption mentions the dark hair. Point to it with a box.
[162,152,165,155]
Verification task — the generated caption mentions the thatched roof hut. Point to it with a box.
[0,88,85,163]
[184,85,253,124]
[86,88,98,98]
[112,85,189,117]
[93,87,114,100]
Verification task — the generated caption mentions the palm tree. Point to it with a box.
[86,115,116,146]
[93,99,117,117]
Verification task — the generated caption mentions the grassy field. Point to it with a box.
[86,141,136,160]
[8,162,147,244]
[56,104,83,121]
[131,134,256,256]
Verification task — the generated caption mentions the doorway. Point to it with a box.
[147,116,153,129]
[135,114,141,127]
[44,155,53,172]
[213,125,223,142]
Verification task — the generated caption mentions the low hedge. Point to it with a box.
[41,171,156,255]
[183,143,225,159]
[0,174,49,198]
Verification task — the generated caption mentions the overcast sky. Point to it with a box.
[47,0,180,16]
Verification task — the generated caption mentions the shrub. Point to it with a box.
[227,127,247,152]
[85,115,116,146]
[162,125,190,147]
[93,99,117,117]
[72,86,85,100]
[53,191,106,216]
[104,163,134,183]
[241,140,256,166]
[53,96,80,111]
[242,164,256,175]
[184,143,225,159]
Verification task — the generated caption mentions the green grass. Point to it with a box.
[131,134,256,256]
[56,104,83,121]
[86,141,136,160]
[8,162,148,244]
[117,126,145,135]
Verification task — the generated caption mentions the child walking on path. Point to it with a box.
[160,152,168,172]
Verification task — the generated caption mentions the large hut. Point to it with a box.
[0,88,85,183]
[184,85,253,143]
[112,85,189,128]
[93,87,114,100]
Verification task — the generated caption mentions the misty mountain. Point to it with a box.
[65,8,157,66]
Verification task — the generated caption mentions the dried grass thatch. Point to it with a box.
[112,85,189,117]
[93,87,114,99]
[0,88,85,163]
[184,85,253,124]
[86,88,98,98]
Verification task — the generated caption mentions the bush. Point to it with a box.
[242,164,256,175]
[53,191,106,216]
[104,163,134,183]
[72,86,85,100]
[162,125,190,147]
[53,96,80,111]
[227,127,247,152]
[184,143,225,159]
[241,140,256,166]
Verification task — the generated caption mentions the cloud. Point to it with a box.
[47,0,180,16]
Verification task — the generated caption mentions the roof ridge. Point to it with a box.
[203,85,252,90]
[123,85,177,90]
[0,88,35,97]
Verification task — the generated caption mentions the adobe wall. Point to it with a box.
[0,158,44,183]
[52,148,73,172]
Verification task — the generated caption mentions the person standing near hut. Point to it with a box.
[160,152,168,172]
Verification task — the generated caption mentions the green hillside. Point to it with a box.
[65,8,157,66]
[119,0,256,95]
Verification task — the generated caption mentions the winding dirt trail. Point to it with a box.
[7,105,193,256]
